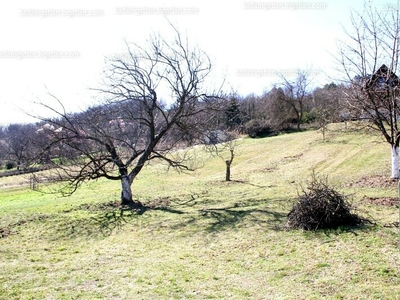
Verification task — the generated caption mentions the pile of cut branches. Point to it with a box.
[287,176,364,230]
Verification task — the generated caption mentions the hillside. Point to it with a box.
[0,125,399,299]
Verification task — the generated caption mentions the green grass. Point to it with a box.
[1,126,400,299]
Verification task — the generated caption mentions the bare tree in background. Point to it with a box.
[1,124,37,170]
[37,26,220,206]
[336,1,400,178]
[224,140,235,181]
[207,137,237,181]
[279,70,313,131]
[265,87,296,131]
[313,83,343,141]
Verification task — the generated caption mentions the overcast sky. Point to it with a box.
[0,0,394,125]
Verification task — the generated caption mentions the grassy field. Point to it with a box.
[1,125,399,299]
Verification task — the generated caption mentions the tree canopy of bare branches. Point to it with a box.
[279,70,313,130]
[37,25,220,205]
[336,1,400,178]
[0,124,38,170]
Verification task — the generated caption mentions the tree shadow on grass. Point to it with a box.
[90,206,145,236]
[198,201,288,232]
[90,203,188,236]
[55,193,289,239]
[56,198,190,239]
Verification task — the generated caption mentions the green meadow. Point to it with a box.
[1,125,399,299]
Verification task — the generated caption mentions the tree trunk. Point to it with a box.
[391,144,399,179]
[225,148,234,181]
[121,175,134,205]
[225,160,231,181]
[121,175,145,208]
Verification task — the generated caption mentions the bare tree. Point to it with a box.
[36,26,220,206]
[336,1,400,178]
[224,141,235,181]
[312,83,343,141]
[207,137,237,181]
[279,70,313,131]
[265,86,297,131]
[240,93,259,124]
[1,124,38,170]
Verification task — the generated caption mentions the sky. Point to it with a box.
[0,0,395,125]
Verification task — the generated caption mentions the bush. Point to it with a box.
[244,120,275,138]
[301,109,318,124]
[287,175,364,230]
[5,161,15,170]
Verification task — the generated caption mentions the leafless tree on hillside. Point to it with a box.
[336,1,400,178]
[36,25,222,206]
[279,69,313,130]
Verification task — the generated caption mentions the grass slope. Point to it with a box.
[0,126,399,299]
